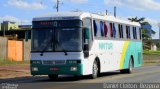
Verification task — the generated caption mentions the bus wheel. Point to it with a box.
[91,60,99,79]
[120,58,133,74]
[48,74,58,80]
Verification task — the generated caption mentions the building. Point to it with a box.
[151,39,160,51]
[1,21,19,31]
[19,25,32,30]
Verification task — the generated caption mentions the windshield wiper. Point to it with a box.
[40,38,53,56]
[40,38,68,56]
[54,40,68,56]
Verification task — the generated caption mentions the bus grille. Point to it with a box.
[42,60,66,65]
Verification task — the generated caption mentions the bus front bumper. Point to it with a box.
[31,64,83,76]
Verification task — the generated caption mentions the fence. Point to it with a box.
[23,39,31,61]
[0,37,8,60]
[0,37,31,61]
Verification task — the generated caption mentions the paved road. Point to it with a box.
[0,65,160,89]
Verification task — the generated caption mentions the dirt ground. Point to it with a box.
[0,64,30,79]
[143,54,160,66]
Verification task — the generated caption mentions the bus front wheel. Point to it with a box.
[90,60,99,79]
[48,74,58,80]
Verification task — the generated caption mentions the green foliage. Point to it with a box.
[143,50,160,55]
[156,42,160,50]
[142,28,150,39]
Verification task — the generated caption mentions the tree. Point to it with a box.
[128,17,155,39]
[128,17,145,24]
[156,42,160,50]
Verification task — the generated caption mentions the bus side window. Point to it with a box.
[93,20,98,37]
[133,27,135,39]
[100,21,104,37]
[139,28,142,39]
[126,26,128,39]
[133,27,137,39]
[110,23,113,38]
[123,25,126,39]
[112,23,116,38]
[135,27,137,39]
[83,18,92,40]
[118,24,121,38]
[121,25,124,38]
[93,20,101,37]
[104,21,108,38]
[128,26,131,39]
[126,26,131,39]
[137,28,139,40]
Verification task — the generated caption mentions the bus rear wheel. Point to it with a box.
[120,58,133,74]
[48,74,58,80]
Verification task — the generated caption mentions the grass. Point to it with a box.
[143,50,160,55]
[0,59,30,65]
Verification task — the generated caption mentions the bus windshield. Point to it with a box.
[31,28,82,52]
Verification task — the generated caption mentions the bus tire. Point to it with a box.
[48,74,58,80]
[90,60,99,79]
[120,58,133,74]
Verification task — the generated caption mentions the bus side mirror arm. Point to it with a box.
[83,44,89,58]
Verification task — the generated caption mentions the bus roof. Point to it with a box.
[33,12,140,27]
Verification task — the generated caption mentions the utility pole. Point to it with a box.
[114,6,116,17]
[56,0,60,12]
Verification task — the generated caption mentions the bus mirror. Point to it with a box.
[84,27,90,39]
[25,31,29,42]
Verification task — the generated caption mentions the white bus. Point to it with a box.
[30,12,142,79]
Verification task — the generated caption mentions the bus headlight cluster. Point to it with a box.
[70,67,77,71]
[32,67,38,71]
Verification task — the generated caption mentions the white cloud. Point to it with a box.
[104,0,160,11]
[7,0,45,10]
[51,0,88,4]
[145,18,159,26]
[0,15,31,25]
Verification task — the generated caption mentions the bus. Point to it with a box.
[30,12,142,80]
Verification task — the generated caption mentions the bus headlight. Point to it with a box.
[32,67,38,71]
[70,67,77,71]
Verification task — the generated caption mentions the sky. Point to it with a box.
[0,0,160,39]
